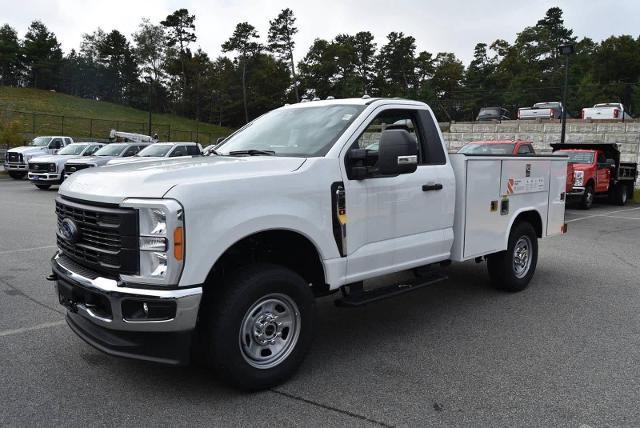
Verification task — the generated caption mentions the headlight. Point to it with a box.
[119,199,185,286]
[49,163,56,172]
[574,171,584,187]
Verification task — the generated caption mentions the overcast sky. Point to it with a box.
[1,0,639,65]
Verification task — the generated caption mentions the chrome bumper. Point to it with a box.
[4,162,27,170]
[568,186,585,196]
[28,172,62,182]
[51,252,202,332]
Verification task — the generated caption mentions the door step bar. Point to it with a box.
[335,272,448,307]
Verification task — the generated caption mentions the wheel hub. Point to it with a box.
[239,293,301,369]
[513,236,532,279]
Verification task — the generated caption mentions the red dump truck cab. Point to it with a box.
[552,143,638,209]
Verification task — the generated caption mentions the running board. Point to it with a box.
[335,272,448,307]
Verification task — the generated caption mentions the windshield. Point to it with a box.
[218,104,365,157]
[459,143,515,155]
[555,151,594,164]
[94,144,127,157]
[30,137,52,146]
[137,145,172,157]
[58,144,89,155]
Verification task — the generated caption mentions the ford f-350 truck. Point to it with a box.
[50,98,568,390]
[4,136,73,179]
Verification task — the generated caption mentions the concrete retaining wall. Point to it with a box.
[443,121,640,164]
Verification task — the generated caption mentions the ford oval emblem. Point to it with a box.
[60,218,81,243]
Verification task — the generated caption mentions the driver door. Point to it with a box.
[340,106,455,283]
[595,152,610,192]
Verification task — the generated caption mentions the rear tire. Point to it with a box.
[35,184,51,190]
[580,183,594,210]
[613,183,629,206]
[8,171,26,179]
[487,221,538,292]
[200,263,314,391]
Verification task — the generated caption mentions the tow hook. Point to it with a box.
[46,273,58,281]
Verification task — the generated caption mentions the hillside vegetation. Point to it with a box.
[0,87,231,144]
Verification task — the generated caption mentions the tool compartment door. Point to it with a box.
[547,159,568,237]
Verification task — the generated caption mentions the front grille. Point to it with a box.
[30,162,54,172]
[55,197,139,276]
[7,152,21,163]
[65,163,92,174]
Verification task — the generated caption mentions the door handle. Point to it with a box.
[422,183,443,191]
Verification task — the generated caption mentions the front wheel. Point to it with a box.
[580,183,594,210]
[487,221,538,292]
[200,263,314,391]
[614,183,629,206]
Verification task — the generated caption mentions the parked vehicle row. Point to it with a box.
[47,97,569,390]
[3,130,204,190]
[476,102,634,121]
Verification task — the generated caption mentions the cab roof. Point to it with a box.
[467,140,532,145]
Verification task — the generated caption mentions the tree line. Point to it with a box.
[0,7,639,126]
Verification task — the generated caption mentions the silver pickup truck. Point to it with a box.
[64,142,151,178]
[518,102,565,120]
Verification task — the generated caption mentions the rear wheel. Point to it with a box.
[613,183,629,206]
[580,183,594,210]
[487,221,538,292]
[200,263,314,391]
[35,184,51,190]
[8,171,26,179]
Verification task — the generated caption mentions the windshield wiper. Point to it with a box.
[228,149,275,156]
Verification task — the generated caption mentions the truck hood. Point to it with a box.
[60,156,307,204]
[28,154,82,164]
[8,146,48,155]
[106,156,191,165]
[570,163,594,173]
[68,156,113,165]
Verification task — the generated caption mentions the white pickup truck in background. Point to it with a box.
[581,103,632,120]
[518,102,565,120]
[50,97,568,390]
[4,136,74,179]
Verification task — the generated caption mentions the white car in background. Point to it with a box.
[106,142,202,165]
[27,142,104,190]
[64,142,151,178]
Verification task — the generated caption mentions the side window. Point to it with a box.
[64,138,72,145]
[123,146,140,157]
[49,138,63,149]
[517,144,532,155]
[170,145,187,157]
[186,145,201,155]
[83,145,100,156]
[351,109,421,163]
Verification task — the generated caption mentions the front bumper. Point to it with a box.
[567,186,585,197]
[4,162,28,170]
[51,252,202,365]
[29,172,62,182]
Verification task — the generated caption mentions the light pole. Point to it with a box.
[558,44,575,144]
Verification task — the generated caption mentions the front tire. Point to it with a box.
[201,263,314,391]
[8,171,26,179]
[487,221,538,292]
[35,184,51,190]
[580,183,594,210]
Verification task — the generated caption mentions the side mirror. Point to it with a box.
[376,129,418,175]
[606,158,615,168]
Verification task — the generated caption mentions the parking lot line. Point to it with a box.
[0,320,65,338]
[600,215,640,220]
[0,245,57,255]
[566,206,640,223]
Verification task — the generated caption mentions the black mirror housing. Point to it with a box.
[377,129,418,175]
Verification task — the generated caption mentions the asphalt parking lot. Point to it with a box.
[1,177,639,427]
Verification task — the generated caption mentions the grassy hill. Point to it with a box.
[0,86,231,144]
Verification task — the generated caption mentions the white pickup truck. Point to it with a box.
[4,136,74,179]
[581,103,632,121]
[50,98,568,390]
